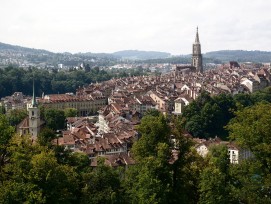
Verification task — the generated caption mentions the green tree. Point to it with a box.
[64,108,77,118]
[44,109,65,130]
[229,159,270,203]
[37,127,56,146]
[81,158,121,204]
[0,114,15,181]
[182,92,236,139]
[170,116,203,203]
[28,151,79,203]
[227,102,271,202]
[125,143,172,204]
[227,102,271,172]
[199,145,233,204]
[143,108,160,117]
[124,114,173,203]
[0,106,5,114]
[2,135,80,204]
[132,114,170,159]
[6,109,27,126]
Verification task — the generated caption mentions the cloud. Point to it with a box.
[0,0,271,54]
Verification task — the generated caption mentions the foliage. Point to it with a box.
[182,87,271,139]
[182,91,235,139]
[0,105,5,114]
[6,109,27,126]
[132,114,170,159]
[227,103,271,171]
[37,127,56,146]
[0,66,149,98]
[44,108,66,130]
[199,145,233,204]
[170,116,204,203]
[205,50,271,63]
[226,102,271,203]
[81,158,122,204]
[1,135,80,203]
[230,159,271,203]
[143,108,160,117]
[227,102,271,172]
[0,114,15,182]
[125,144,172,204]
[64,108,77,118]
[125,114,202,203]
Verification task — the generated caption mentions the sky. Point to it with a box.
[1,0,271,55]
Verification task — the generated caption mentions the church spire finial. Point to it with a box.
[195,26,200,43]
[32,77,37,107]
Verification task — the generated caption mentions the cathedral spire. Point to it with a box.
[192,26,203,73]
[195,26,200,43]
[32,77,37,107]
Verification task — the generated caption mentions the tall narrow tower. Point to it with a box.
[192,27,203,73]
[28,79,41,139]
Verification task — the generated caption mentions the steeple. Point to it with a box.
[192,27,203,73]
[32,78,37,107]
[195,26,200,44]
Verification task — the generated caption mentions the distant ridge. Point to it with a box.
[112,50,171,60]
[0,42,271,66]
[0,42,53,54]
[204,50,271,63]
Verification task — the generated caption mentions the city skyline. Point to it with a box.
[1,0,271,55]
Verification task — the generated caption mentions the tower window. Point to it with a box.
[32,111,34,116]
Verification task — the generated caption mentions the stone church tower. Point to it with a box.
[28,80,41,139]
[192,27,203,73]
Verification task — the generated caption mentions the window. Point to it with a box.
[32,111,34,116]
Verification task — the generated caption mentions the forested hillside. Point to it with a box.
[205,50,271,63]
[0,66,147,98]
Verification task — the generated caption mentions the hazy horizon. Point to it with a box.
[1,0,271,55]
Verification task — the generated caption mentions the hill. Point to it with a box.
[204,50,271,63]
[112,50,171,60]
[0,42,118,68]
[1,41,271,68]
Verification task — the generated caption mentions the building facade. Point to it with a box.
[192,27,203,73]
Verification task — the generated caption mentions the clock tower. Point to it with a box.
[28,80,41,139]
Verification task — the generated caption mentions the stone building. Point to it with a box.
[17,82,44,139]
[192,27,203,73]
[174,27,203,77]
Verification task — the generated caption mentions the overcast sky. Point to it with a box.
[1,0,271,55]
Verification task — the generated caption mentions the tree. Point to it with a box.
[44,109,65,130]
[81,158,122,204]
[124,114,173,203]
[226,102,271,201]
[125,143,172,204]
[143,108,160,117]
[170,115,203,203]
[37,127,56,146]
[6,109,27,126]
[2,135,80,203]
[64,108,77,118]
[0,106,5,114]
[199,145,233,204]
[229,159,271,203]
[28,151,79,203]
[182,92,236,139]
[227,102,271,172]
[132,114,170,159]
[0,114,15,181]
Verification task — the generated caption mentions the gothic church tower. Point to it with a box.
[192,27,203,73]
[28,80,41,139]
